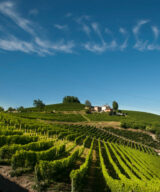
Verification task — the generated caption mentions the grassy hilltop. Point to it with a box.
[17,103,160,135]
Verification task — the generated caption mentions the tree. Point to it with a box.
[63,96,80,104]
[17,106,25,112]
[0,106,4,112]
[85,100,91,107]
[7,107,16,112]
[112,101,118,111]
[33,99,45,110]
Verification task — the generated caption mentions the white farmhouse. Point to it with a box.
[101,105,112,112]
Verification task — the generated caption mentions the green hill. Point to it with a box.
[17,106,160,135]
[120,110,160,134]
[123,110,160,124]
[25,103,85,112]
[85,110,160,134]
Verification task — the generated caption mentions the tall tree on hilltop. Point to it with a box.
[112,101,118,111]
[33,99,45,110]
[17,106,25,112]
[85,100,92,107]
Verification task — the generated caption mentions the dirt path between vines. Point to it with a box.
[82,141,107,192]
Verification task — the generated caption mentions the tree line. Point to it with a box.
[0,96,119,112]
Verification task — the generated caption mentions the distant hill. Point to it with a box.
[25,103,85,112]
[19,106,160,134]
[123,110,160,125]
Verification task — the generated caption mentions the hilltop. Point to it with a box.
[8,102,159,140]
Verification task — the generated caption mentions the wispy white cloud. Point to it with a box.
[147,44,160,51]
[82,24,90,36]
[0,35,75,56]
[75,15,91,36]
[119,38,128,51]
[1,3,160,56]
[134,40,148,51]
[29,9,39,16]
[0,1,35,35]
[133,20,149,37]
[133,20,150,51]
[54,24,68,31]
[0,1,75,56]
[83,42,106,53]
[108,40,117,50]
[65,12,72,18]
[75,15,90,25]
[0,36,35,53]
[35,37,75,54]
[77,15,90,21]
[151,26,159,40]
[91,22,104,42]
[83,40,117,53]
[105,28,112,35]
[146,26,160,51]
[119,27,128,50]
[119,27,127,35]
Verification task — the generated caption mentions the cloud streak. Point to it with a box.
[0,1,35,35]
[0,35,75,56]
[133,20,149,38]
[0,2,160,56]
[54,24,68,31]
[0,1,75,55]
[83,40,117,53]
[152,26,159,40]
[133,20,150,51]
[91,22,104,43]
[0,36,36,54]
[119,27,128,50]
[29,9,39,16]
[35,37,75,54]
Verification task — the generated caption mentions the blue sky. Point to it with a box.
[1,0,160,114]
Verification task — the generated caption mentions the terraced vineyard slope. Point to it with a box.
[0,112,159,192]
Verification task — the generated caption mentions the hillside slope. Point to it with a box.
[25,103,85,112]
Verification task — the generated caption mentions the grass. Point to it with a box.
[123,110,160,125]
[14,112,86,122]
[25,103,85,112]
[85,113,125,122]
[14,104,160,133]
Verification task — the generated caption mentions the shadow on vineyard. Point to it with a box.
[0,174,28,192]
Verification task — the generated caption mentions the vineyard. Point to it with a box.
[0,112,160,192]
[13,112,86,122]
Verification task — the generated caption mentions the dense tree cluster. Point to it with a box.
[63,96,80,104]
[7,107,16,112]
[33,99,45,110]
[0,106,4,112]
[17,106,25,112]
